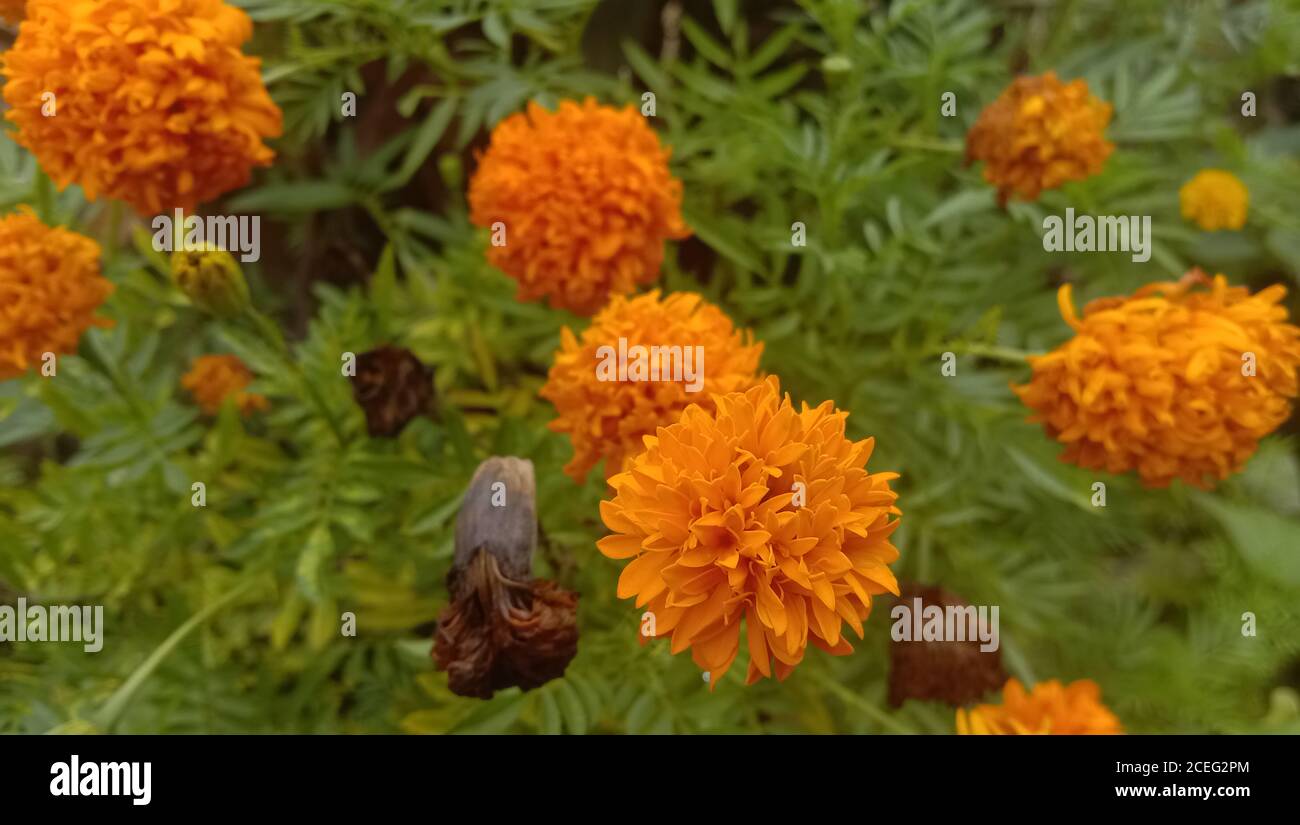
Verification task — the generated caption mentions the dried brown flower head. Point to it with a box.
[887,583,1007,708]
[433,457,579,699]
[349,345,433,437]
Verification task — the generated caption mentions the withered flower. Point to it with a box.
[887,583,1007,708]
[349,345,433,437]
[434,457,579,699]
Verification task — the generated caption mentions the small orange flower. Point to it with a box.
[468,98,690,315]
[2,0,283,216]
[0,208,112,380]
[182,354,267,416]
[957,678,1123,735]
[1014,270,1300,488]
[966,72,1114,204]
[0,0,27,24]
[597,376,902,685]
[541,290,763,482]
[1180,169,1248,231]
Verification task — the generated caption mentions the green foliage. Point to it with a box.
[2,0,1299,734]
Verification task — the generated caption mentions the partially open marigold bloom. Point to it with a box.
[171,246,250,319]
[1180,169,1248,231]
[0,208,112,380]
[957,678,1123,734]
[181,354,267,416]
[468,98,690,315]
[966,72,1114,204]
[1015,271,1300,488]
[2,0,283,215]
[541,290,763,482]
[598,376,902,685]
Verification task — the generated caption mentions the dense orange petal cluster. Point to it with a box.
[598,376,902,685]
[1180,169,1249,231]
[2,0,283,215]
[468,98,690,315]
[1014,271,1300,488]
[0,208,112,380]
[957,678,1123,734]
[966,72,1114,204]
[181,354,267,416]
[541,290,763,482]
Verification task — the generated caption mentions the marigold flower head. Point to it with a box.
[597,376,902,685]
[957,678,1123,734]
[181,354,267,416]
[468,97,690,315]
[966,72,1114,204]
[1180,169,1248,231]
[2,0,283,216]
[0,208,112,380]
[540,290,763,482]
[1014,270,1300,488]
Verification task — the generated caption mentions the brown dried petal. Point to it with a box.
[433,457,579,699]
[434,550,579,700]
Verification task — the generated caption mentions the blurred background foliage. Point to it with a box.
[2,0,1300,733]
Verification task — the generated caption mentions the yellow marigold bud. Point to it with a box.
[957,678,1123,735]
[468,98,691,315]
[171,246,250,318]
[1014,270,1300,488]
[181,354,267,416]
[597,376,902,685]
[540,290,763,482]
[1180,169,1248,231]
[2,0,283,216]
[966,72,1114,204]
[0,208,112,380]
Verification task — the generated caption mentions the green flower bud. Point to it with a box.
[170,246,250,318]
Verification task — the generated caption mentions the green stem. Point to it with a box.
[34,170,55,224]
[888,136,964,154]
[930,343,1041,364]
[916,527,932,582]
[1043,0,1080,61]
[93,577,256,732]
[999,633,1037,688]
[818,673,917,734]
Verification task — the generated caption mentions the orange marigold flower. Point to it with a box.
[2,0,283,216]
[181,354,267,416]
[597,376,902,685]
[468,97,690,315]
[0,208,112,380]
[0,0,26,24]
[966,72,1114,204]
[957,678,1123,735]
[1180,169,1248,231]
[541,290,763,482]
[1014,270,1300,489]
